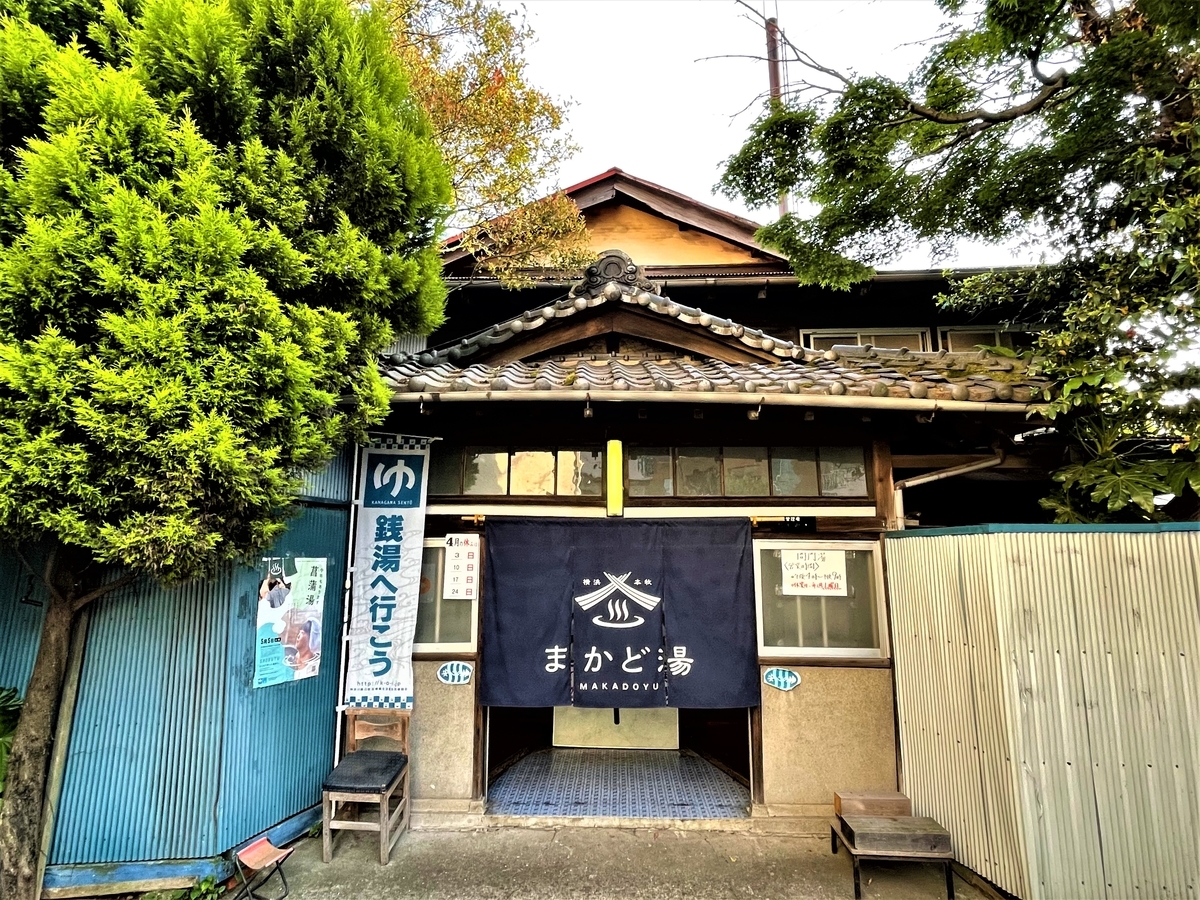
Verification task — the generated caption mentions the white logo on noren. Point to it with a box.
[574,572,660,629]
[373,459,417,497]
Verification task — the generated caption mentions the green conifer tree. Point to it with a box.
[0,0,448,893]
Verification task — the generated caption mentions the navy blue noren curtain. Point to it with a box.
[480,518,759,709]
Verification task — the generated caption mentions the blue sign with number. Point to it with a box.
[437,661,474,685]
[763,667,800,692]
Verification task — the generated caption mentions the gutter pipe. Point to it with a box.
[390,390,1042,416]
[891,452,1007,530]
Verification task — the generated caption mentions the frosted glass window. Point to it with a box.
[862,332,926,351]
[756,544,880,653]
[463,448,508,495]
[556,450,603,496]
[942,329,999,351]
[723,448,769,496]
[818,447,868,497]
[677,448,721,496]
[414,545,476,650]
[771,447,818,496]
[509,451,555,496]
[628,449,672,496]
[808,334,856,351]
[414,548,444,644]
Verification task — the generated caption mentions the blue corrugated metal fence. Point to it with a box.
[47,503,348,865]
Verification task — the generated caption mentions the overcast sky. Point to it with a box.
[504,0,1041,270]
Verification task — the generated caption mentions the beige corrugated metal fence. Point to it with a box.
[886,526,1199,900]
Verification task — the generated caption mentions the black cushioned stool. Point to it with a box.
[322,710,411,865]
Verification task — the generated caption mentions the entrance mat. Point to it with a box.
[488,748,750,818]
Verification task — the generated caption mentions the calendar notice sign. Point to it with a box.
[442,534,481,600]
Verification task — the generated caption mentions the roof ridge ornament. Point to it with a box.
[569,249,660,300]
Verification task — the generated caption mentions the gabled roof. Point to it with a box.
[385,251,1047,413]
[441,168,789,269]
[561,168,786,261]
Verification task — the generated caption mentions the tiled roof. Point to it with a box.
[405,250,807,367]
[385,251,1048,412]
[385,350,1044,407]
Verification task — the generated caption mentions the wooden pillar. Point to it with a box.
[872,440,898,531]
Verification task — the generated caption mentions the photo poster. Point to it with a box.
[343,436,431,710]
[254,556,329,688]
[780,548,847,596]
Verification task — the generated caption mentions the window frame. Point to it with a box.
[428,445,606,501]
[937,326,1034,352]
[623,446,871,502]
[801,328,931,352]
[751,538,889,660]
[412,538,480,655]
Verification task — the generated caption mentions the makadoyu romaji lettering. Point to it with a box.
[577,682,662,691]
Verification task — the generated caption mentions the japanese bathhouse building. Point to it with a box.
[384,171,1055,830]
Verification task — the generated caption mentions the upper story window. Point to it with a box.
[429,446,604,497]
[802,329,930,352]
[938,327,1030,352]
[626,446,868,499]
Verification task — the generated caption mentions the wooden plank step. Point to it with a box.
[834,790,912,818]
[840,815,951,854]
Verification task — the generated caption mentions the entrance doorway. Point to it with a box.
[485,707,752,819]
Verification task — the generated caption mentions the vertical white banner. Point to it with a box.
[344,436,431,709]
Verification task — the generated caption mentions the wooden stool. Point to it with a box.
[831,815,955,899]
[321,709,411,865]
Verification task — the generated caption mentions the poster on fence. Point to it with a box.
[254,557,328,688]
[342,436,431,709]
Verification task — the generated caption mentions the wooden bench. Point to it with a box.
[321,709,411,865]
[835,790,912,818]
[830,813,955,899]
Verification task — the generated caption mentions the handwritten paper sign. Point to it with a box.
[781,548,847,596]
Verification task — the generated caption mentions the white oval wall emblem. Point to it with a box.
[763,667,800,692]
[437,661,473,685]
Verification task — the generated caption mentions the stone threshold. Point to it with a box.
[411,804,826,835]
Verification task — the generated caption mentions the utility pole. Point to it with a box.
[766,16,789,217]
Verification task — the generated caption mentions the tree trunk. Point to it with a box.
[0,589,75,900]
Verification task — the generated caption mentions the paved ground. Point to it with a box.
[285,826,987,900]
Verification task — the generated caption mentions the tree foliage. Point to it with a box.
[0,0,449,579]
[387,0,591,286]
[719,0,1199,521]
[0,0,448,893]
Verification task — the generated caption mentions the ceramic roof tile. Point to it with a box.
[383,251,1049,411]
